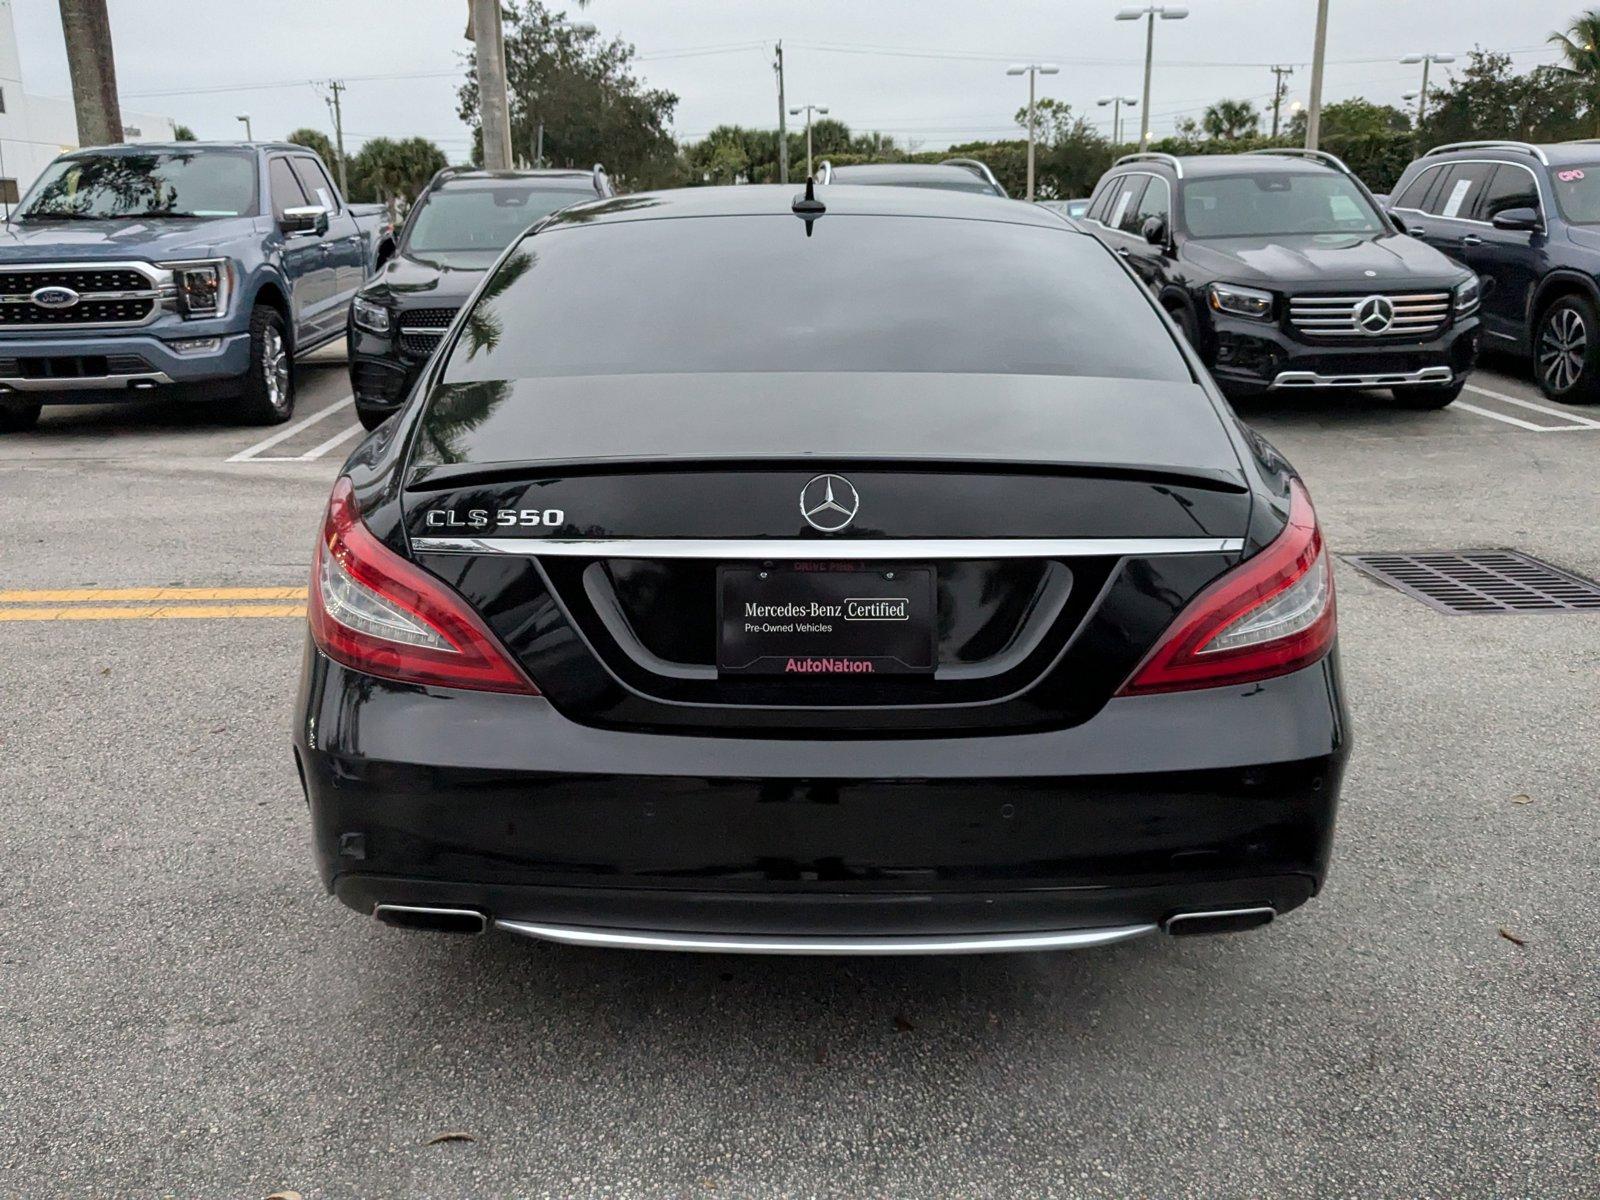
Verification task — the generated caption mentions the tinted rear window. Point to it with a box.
[441,214,1189,382]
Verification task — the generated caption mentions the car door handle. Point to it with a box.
[1461,234,1484,246]
[1116,247,1131,256]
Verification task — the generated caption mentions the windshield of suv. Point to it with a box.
[1550,164,1600,224]
[1181,172,1382,237]
[403,185,594,264]
[18,150,257,219]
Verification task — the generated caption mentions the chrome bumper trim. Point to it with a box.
[494,920,1158,955]
[410,536,1245,559]
[0,370,174,392]
[1271,366,1453,389]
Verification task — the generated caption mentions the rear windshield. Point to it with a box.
[404,184,594,257]
[1182,172,1381,237]
[1550,164,1600,224]
[440,214,1189,382]
[19,150,257,219]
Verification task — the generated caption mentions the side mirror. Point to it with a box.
[281,205,329,237]
[1386,209,1407,234]
[1141,215,1168,247]
[374,238,395,269]
[1491,207,1541,232]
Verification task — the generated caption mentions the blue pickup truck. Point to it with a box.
[0,141,393,431]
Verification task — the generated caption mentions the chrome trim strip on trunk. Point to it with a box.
[1271,366,1453,389]
[409,536,1245,559]
[494,919,1157,955]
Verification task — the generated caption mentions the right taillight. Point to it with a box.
[308,477,538,695]
[1117,478,1335,696]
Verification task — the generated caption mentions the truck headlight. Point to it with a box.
[159,259,232,320]
[1208,283,1275,322]
[351,295,392,335]
[1454,275,1480,316]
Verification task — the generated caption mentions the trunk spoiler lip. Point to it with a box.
[403,455,1250,495]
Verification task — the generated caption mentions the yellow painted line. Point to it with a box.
[0,603,305,622]
[0,586,307,603]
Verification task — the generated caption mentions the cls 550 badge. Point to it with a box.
[425,508,566,530]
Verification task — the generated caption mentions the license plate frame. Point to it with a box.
[716,562,937,677]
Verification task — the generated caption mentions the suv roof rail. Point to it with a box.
[1113,152,1184,179]
[939,156,1006,192]
[815,159,834,184]
[1423,140,1550,166]
[1246,147,1356,175]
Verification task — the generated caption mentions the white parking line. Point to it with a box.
[226,395,355,462]
[1463,383,1600,430]
[298,422,364,461]
[1453,401,1568,432]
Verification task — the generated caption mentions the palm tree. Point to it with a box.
[1549,9,1600,135]
[1202,98,1261,141]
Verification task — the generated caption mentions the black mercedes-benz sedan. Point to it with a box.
[294,183,1350,955]
[346,165,613,430]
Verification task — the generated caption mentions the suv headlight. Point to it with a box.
[1454,275,1481,316]
[351,295,392,335]
[159,258,233,320]
[1208,282,1275,322]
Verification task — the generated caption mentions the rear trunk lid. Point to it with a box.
[402,372,1252,735]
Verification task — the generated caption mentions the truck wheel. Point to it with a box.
[235,304,294,425]
[0,398,41,432]
[1535,294,1600,404]
[1391,379,1465,409]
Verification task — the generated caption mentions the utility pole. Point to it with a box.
[1269,65,1294,138]
[1008,63,1060,202]
[58,0,123,145]
[467,0,514,169]
[774,41,789,185]
[788,103,827,179]
[1305,0,1330,149]
[325,81,349,196]
[535,121,544,168]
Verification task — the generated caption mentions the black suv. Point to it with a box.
[1388,140,1600,402]
[347,166,613,429]
[1081,150,1480,407]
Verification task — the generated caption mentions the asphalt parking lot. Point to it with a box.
[1,349,1595,1198]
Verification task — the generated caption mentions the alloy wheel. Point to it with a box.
[1538,306,1587,393]
[263,326,289,411]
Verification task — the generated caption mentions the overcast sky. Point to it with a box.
[11,1,1585,158]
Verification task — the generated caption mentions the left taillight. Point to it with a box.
[1117,478,1335,696]
[308,477,538,694]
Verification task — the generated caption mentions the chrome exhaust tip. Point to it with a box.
[372,904,487,934]
[1163,906,1276,937]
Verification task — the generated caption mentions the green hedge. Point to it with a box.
[822,130,1419,199]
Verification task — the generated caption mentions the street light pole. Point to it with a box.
[1305,0,1330,149]
[1401,52,1454,138]
[1115,6,1189,147]
[788,104,828,179]
[236,114,252,141]
[1008,63,1060,201]
[1097,95,1138,146]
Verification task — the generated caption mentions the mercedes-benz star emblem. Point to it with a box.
[1354,294,1395,336]
[30,285,79,309]
[800,473,860,533]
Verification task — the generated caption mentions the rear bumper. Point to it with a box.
[1207,312,1479,394]
[0,330,251,400]
[295,646,1351,940]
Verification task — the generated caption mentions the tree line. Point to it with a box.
[274,4,1600,206]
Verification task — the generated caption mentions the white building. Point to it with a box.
[0,0,177,205]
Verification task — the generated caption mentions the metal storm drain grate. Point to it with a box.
[1343,550,1600,614]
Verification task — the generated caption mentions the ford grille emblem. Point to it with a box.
[1355,294,1395,335]
[30,285,80,309]
[800,473,860,533]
